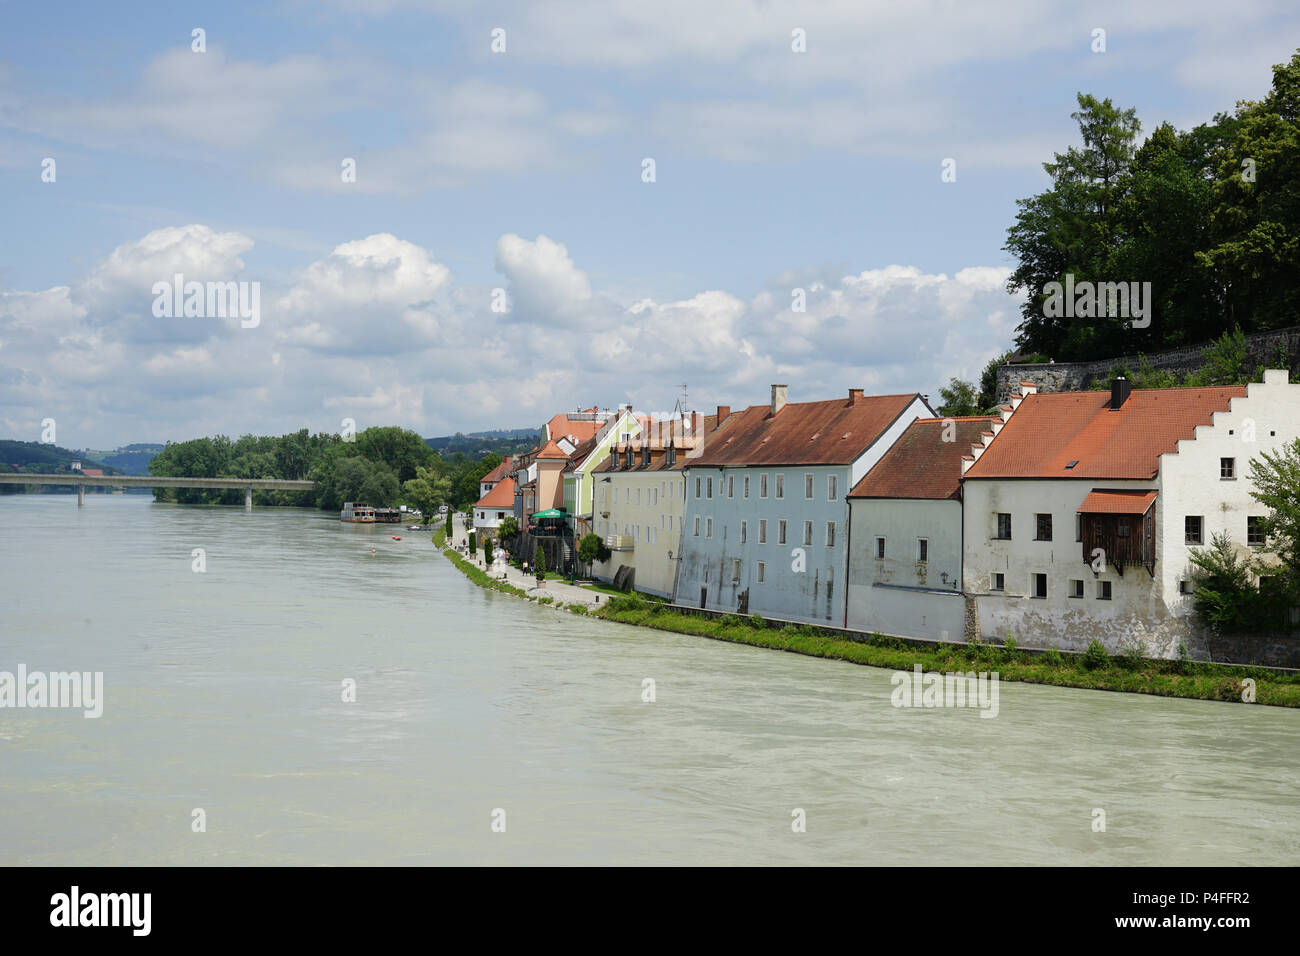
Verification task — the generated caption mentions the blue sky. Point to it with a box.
[2,1,1297,447]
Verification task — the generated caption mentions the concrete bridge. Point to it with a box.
[0,473,315,509]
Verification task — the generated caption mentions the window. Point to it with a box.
[635,488,640,505]
[740,521,748,544]
[693,516,700,536]
[1032,573,1047,599]
[707,477,713,499]
[996,513,1012,539]
[1070,579,1084,598]
[776,474,784,499]
[625,488,630,504]
[804,473,814,499]
[744,476,750,498]
[1179,579,1193,594]
[803,521,813,546]
[828,475,838,501]
[760,474,769,498]
[826,522,836,547]
[695,477,701,499]
[1097,580,1112,600]
[1076,514,1082,543]
[498,512,505,520]
[1185,516,1203,545]
[875,537,886,559]
[1248,516,1266,547]
[1220,457,1236,479]
[1035,513,1052,541]
[706,517,713,538]
[1117,518,1130,538]
[728,475,734,498]
[759,519,767,543]
[779,520,788,545]
[917,538,928,563]
[757,561,766,583]
[635,526,639,543]
[992,573,1004,591]
[731,559,741,582]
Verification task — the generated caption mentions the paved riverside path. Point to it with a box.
[446,517,609,610]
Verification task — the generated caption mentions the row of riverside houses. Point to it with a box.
[476,371,1300,659]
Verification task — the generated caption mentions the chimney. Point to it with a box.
[847,388,864,405]
[770,384,788,417]
[716,405,731,424]
[1110,376,1132,410]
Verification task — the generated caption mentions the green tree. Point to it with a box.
[578,531,611,570]
[1188,532,1263,632]
[1249,437,1300,596]
[533,547,546,581]
[1005,93,1143,359]
[402,465,452,521]
[468,532,476,555]
[497,515,519,550]
[936,378,980,417]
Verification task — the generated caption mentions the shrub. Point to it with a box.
[605,593,649,614]
[749,613,766,629]
[468,532,476,555]
[1082,639,1110,670]
[1041,649,1065,668]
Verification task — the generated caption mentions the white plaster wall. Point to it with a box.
[591,470,686,597]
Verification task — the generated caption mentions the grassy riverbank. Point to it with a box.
[433,537,1300,707]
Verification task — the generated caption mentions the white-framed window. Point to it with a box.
[804,473,814,499]
[1098,580,1112,600]
[803,520,813,546]
[740,521,748,544]
[826,521,836,546]
[757,561,766,583]
[706,517,713,538]
[695,477,701,499]
[828,475,838,500]
[1032,573,1047,599]
[731,559,741,582]
[744,476,750,498]
[760,474,768,498]
[693,516,700,536]
[776,474,784,499]
[636,488,641,505]
[1070,579,1084,598]
[728,475,734,498]
[707,477,713,499]
[992,572,1004,591]
[778,520,788,545]
[759,519,767,543]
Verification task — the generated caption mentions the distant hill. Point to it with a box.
[0,439,118,474]
[425,429,539,459]
[80,443,165,475]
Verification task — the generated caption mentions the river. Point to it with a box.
[1,494,1296,865]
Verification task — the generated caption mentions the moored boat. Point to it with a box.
[340,501,376,522]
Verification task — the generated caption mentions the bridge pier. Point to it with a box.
[77,485,85,507]
[245,486,253,511]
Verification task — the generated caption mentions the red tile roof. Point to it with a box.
[1077,489,1157,515]
[692,393,924,467]
[964,386,1245,480]
[475,477,516,508]
[80,468,104,476]
[850,417,999,500]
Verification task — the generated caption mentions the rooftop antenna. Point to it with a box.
[672,383,689,419]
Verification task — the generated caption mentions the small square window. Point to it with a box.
[1035,513,1052,541]
[1179,580,1193,594]
[992,573,1004,592]
[1220,457,1236,479]
[1185,516,1203,545]
[996,513,1012,540]
[1098,580,1112,600]
[1069,579,1084,598]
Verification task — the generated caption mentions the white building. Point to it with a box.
[960,372,1298,657]
[847,417,997,641]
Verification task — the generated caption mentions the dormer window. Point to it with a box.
[1065,460,1078,470]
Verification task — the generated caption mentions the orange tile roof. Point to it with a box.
[850,417,999,500]
[692,393,924,467]
[534,439,570,460]
[479,456,513,485]
[545,409,603,444]
[964,386,1245,480]
[1077,489,1157,514]
[475,477,516,508]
